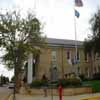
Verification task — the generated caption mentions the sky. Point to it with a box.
[0,0,100,79]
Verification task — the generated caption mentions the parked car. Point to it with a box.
[8,82,14,89]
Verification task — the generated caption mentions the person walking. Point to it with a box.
[41,74,48,97]
[58,83,63,100]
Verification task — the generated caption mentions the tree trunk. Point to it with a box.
[15,74,20,93]
[15,66,22,93]
[14,53,23,93]
[13,45,24,93]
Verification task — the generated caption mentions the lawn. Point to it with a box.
[83,80,100,92]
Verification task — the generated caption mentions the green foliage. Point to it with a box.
[83,80,100,92]
[0,75,9,84]
[67,78,81,86]
[84,8,100,54]
[0,10,46,70]
[84,39,94,55]
[0,10,46,90]
[30,80,48,88]
[57,79,68,87]
[58,78,81,88]
[30,80,42,88]
[30,78,81,88]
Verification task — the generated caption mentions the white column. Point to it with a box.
[27,53,33,84]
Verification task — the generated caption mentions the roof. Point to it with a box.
[47,38,83,48]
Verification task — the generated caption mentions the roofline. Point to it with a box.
[46,38,83,48]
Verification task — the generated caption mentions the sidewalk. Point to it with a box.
[8,93,100,100]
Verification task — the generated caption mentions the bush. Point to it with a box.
[30,78,82,88]
[41,79,48,86]
[66,78,81,86]
[30,80,48,88]
[57,79,68,87]
[30,80,42,88]
[83,80,100,92]
[57,78,81,88]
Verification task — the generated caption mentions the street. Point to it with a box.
[0,86,12,100]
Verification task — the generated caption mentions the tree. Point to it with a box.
[84,8,100,55]
[0,10,46,92]
[0,75,9,84]
[87,8,100,53]
[84,8,100,78]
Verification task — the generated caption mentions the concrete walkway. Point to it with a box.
[8,93,100,100]
[0,86,12,100]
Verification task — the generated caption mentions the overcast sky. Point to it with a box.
[0,0,100,79]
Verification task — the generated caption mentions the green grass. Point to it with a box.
[83,80,100,92]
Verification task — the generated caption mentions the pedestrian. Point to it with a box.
[41,74,48,97]
[58,83,63,100]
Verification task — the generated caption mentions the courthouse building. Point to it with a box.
[25,38,100,84]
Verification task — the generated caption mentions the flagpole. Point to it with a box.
[74,2,78,76]
[34,0,37,16]
[74,8,78,62]
[74,0,83,76]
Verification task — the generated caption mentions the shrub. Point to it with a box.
[57,79,68,87]
[57,78,81,88]
[30,78,81,88]
[67,74,82,86]
[66,78,81,86]
[83,80,100,92]
[30,80,42,88]
[41,79,48,86]
[30,80,49,88]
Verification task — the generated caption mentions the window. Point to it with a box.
[51,50,57,68]
[67,51,70,59]
[77,51,80,60]
[51,50,56,62]
[66,50,71,59]
[84,52,88,62]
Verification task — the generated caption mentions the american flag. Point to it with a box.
[75,0,83,7]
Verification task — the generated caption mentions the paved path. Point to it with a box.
[8,93,100,100]
[0,86,12,100]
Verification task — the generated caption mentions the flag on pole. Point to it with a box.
[71,56,78,65]
[75,0,83,7]
[75,9,80,18]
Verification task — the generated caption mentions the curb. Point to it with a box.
[80,96,100,100]
[5,94,12,100]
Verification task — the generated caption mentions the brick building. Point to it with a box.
[25,38,100,84]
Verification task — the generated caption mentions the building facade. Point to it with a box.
[26,38,100,84]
